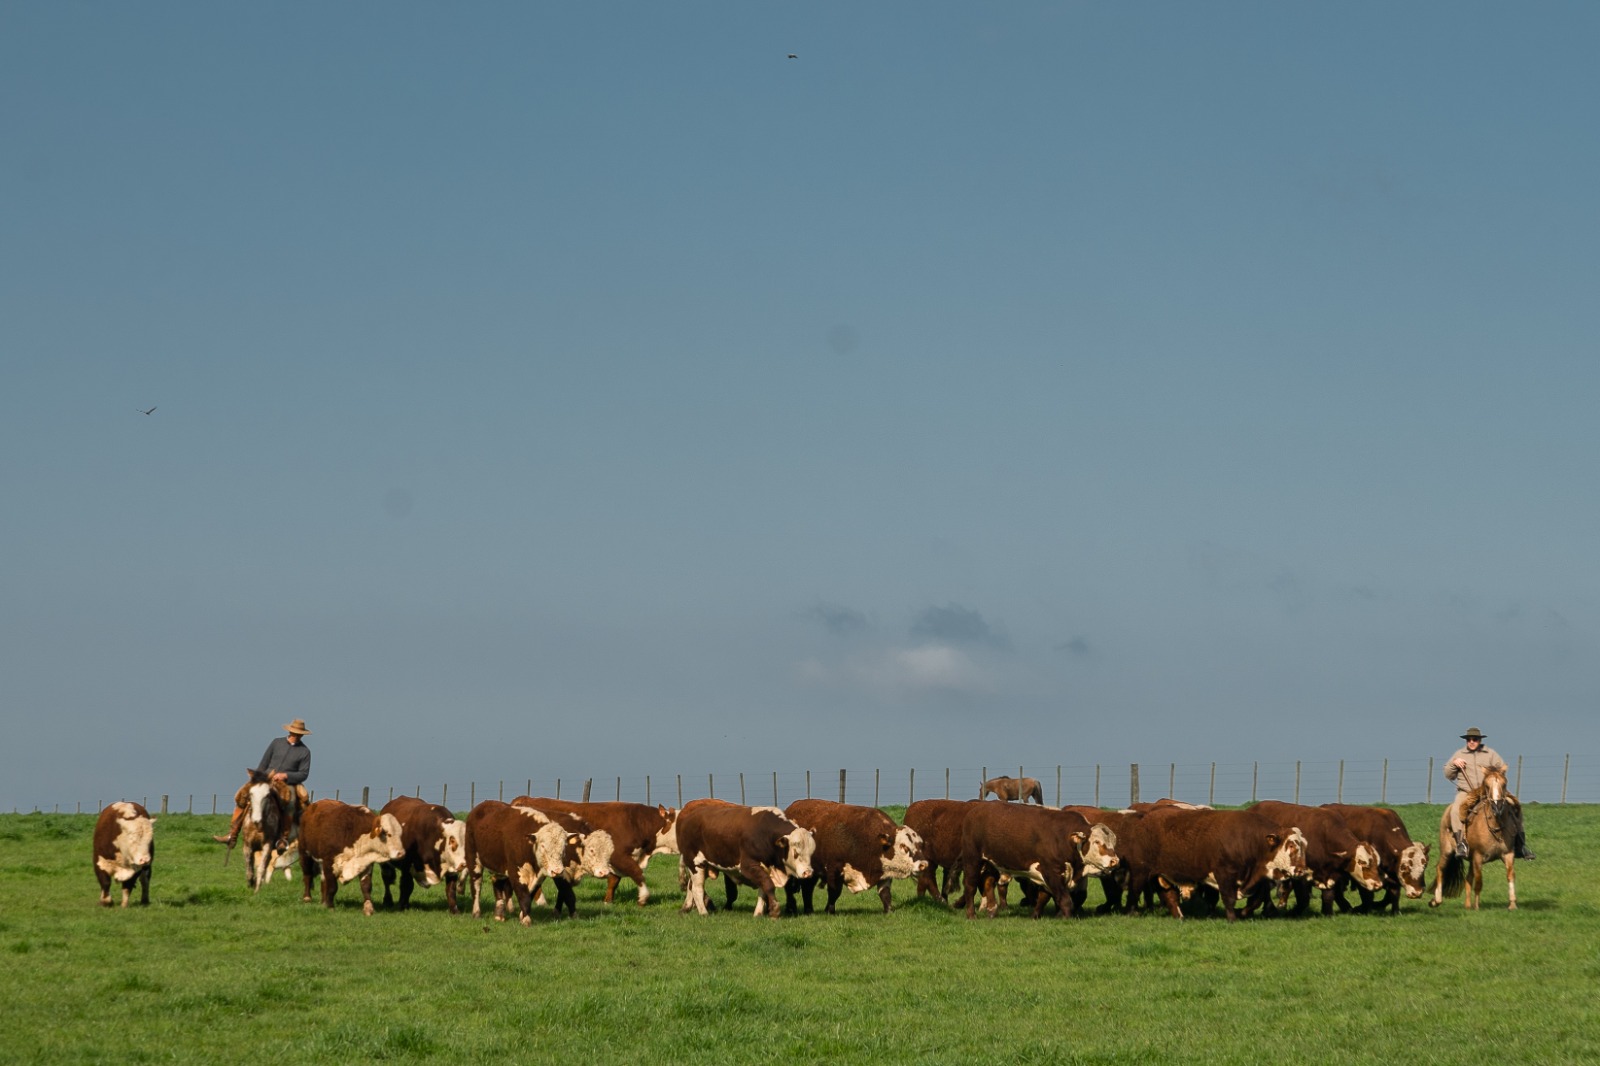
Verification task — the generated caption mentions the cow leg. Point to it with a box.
[1045,874,1073,918]
[608,853,646,906]
[378,862,396,907]
[878,879,894,913]
[321,865,338,908]
[823,873,844,915]
[783,877,802,916]
[554,877,577,918]
[509,878,534,926]
[399,866,417,910]
[96,869,113,907]
[358,869,376,916]
[299,852,317,904]
[469,866,483,919]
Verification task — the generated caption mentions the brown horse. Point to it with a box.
[1429,766,1521,911]
[981,776,1043,804]
[233,768,300,893]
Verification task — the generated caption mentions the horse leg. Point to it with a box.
[1466,853,1483,910]
[1504,855,1516,910]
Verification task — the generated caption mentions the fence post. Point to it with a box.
[838,769,846,804]
[336,789,341,802]
[415,785,420,798]
[363,786,371,808]
[1381,759,1387,805]
[1562,754,1570,804]
[161,795,168,815]
[773,771,778,807]
[1094,764,1100,807]
[708,774,714,800]
[1129,764,1139,807]
[1426,758,1433,805]
[1056,765,1062,807]
[1168,763,1175,800]
[442,783,447,807]
[875,768,881,808]
[739,773,745,805]
[187,794,193,814]
[212,794,217,815]
[1515,755,1522,796]
[617,776,622,802]
[677,775,682,807]
[1209,762,1216,807]
[498,780,503,802]
[525,779,531,797]
[1020,766,1025,802]
[945,767,950,800]
[982,766,987,798]
[910,768,916,805]
[1252,762,1258,804]
[1294,761,1301,804]
[806,770,811,799]
[556,779,562,800]
[389,786,394,803]
[1337,760,1344,804]
[582,779,592,802]
[647,775,651,805]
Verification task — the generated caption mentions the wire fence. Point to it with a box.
[24,752,1592,817]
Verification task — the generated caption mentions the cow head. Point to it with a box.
[580,828,616,880]
[529,821,571,881]
[653,806,680,855]
[775,825,816,881]
[881,825,927,880]
[1079,822,1119,876]
[435,818,468,882]
[1347,842,1384,891]
[1264,827,1310,881]
[1398,841,1429,898]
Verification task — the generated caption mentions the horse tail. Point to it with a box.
[1437,854,1464,899]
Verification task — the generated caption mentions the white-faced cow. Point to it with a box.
[515,799,677,905]
[956,802,1118,919]
[93,802,154,907]
[509,798,617,916]
[781,798,926,915]
[676,799,815,918]
[297,800,406,915]
[465,800,580,926]
[1130,807,1310,921]
[1248,800,1384,916]
[376,797,468,913]
[1321,803,1430,913]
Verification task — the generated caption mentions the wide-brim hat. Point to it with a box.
[1461,727,1485,741]
[283,718,312,735]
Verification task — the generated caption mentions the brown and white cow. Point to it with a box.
[93,802,154,907]
[509,798,617,916]
[981,776,1044,804]
[547,801,678,905]
[904,798,980,903]
[781,799,927,915]
[375,797,468,914]
[1248,801,1384,916]
[1130,807,1309,921]
[1320,803,1430,913]
[297,800,406,915]
[465,800,580,925]
[676,799,815,918]
[1060,806,1157,914]
[956,801,1118,919]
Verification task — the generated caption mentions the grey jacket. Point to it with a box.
[256,737,311,786]
[1443,745,1506,793]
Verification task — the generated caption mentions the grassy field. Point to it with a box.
[2,803,1595,1065]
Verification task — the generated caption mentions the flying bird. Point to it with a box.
[787,54,797,59]
[139,406,157,415]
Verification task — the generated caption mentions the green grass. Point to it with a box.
[2,804,1596,1064]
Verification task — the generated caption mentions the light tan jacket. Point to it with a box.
[1444,745,1507,793]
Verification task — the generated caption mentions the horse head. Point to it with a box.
[1483,767,1508,816]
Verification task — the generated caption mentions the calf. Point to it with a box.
[376,797,468,913]
[676,799,815,918]
[1131,807,1309,922]
[904,799,979,903]
[781,799,927,915]
[1321,803,1430,913]
[956,802,1119,919]
[1249,801,1384,916]
[466,800,581,925]
[93,802,154,907]
[298,800,406,914]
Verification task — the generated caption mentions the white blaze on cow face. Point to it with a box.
[581,829,616,879]
[1266,828,1310,881]
[1399,842,1429,897]
[881,826,924,880]
[438,820,468,878]
[654,808,680,855]
[1080,823,1119,876]
[781,826,816,881]
[529,821,569,880]
[330,813,407,883]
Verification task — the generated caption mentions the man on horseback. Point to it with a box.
[1444,727,1533,861]
[213,718,312,848]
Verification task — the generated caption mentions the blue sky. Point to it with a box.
[4,3,1597,811]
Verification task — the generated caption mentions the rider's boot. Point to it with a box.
[1452,830,1468,859]
[212,806,245,846]
[1514,832,1536,860]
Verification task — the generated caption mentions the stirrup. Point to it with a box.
[1453,835,1468,859]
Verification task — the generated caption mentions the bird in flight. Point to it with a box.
[787,54,797,59]
[139,406,157,415]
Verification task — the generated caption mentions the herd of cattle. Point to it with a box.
[92,773,1438,921]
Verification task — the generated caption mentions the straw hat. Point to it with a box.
[283,718,312,736]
